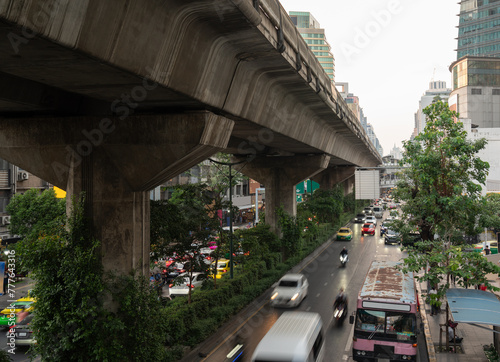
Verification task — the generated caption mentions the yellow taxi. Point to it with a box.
[209,259,231,279]
[336,227,353,241]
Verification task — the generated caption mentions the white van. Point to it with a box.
[251,311,324,362]
[372,206,383,218]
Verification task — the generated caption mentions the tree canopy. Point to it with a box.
[393,100,500,345]
[394,100,489,242]
[6,188,65,240]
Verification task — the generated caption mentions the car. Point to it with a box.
[209,259,231,279]
[384,229,401,244]
[362,207,373,215]
[0,301,35,327]
[354,213,366,223]
[361,223,376,236]
[6,313,35,347]
[270,273,308,307]
[365,216,377,225]
[169,272,206,297]
[336,227,353,241]
[372,206,384,218]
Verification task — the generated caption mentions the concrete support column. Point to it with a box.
[0,112,234,276]
[312,165,356,195]
[239,155,330,233]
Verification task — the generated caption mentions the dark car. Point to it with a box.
[362,207,373,216]
[384,229,401,245]
[354,213,366,223]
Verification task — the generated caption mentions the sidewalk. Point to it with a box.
[418,258,500,362]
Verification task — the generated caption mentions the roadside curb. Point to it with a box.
[416,281,437,362]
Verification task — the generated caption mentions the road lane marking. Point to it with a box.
[324,282,328,286]
[316,293,320,298]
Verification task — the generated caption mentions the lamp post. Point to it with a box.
[208,158,246,279]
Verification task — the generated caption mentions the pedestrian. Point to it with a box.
[159,280,171,304]
[484,245,491,255]
[3,268,8,295]
[429,285,439,316]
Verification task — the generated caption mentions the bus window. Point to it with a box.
[386,312,416,339]
[355,310,385,333]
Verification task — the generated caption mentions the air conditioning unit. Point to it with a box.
[1,216,10,225]
[17,171,29,181]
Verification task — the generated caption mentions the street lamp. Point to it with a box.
[208,158,246,279]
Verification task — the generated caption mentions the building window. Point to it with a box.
[471,88,482,94]
[493,89,500,95]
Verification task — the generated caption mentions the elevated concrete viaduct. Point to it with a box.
[0,0,382,275]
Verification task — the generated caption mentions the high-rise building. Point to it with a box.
[288,12,335,82]
[336,82,383,156]
[449,56,500,128]
[453,2,500,195]
[457,0,500,58]
[414,81,451,135]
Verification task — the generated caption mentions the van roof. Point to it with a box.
[252,312,322,360]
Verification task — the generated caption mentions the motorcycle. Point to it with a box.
[333,301,348,325]
[340,254,348,267]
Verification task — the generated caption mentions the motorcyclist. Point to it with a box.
[333,288,348,313]
[340,247,348,262]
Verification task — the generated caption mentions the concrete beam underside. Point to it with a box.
[312,166,356,196]
[0,112,234,275]
[239,154,330,233]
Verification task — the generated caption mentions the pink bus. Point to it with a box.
[350,261,418,362]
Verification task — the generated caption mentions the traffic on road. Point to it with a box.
[181,205,428,362]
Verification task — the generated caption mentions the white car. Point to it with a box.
[169,272,205,297]
[270,273,308,307]
[365,216,377,225]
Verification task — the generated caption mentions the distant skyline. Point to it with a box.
[280,0,460,155]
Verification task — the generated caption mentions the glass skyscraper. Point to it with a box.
[457,0,500,58]
[288,12,335,82]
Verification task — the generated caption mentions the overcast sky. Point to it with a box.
[279,0,460,155]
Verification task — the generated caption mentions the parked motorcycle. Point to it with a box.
[340,254,348,267]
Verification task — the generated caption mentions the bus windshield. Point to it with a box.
[355,310,416,340]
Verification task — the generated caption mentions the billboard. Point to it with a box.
[355,170,380,200]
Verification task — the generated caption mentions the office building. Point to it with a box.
[449,56,500,128]
[457,0,500,59]
[288,12,335,82]
[337,82,383,156]
[414,81,452,135]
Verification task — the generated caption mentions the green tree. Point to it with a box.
[394,100,489,241]
[6,188,65,240]
[153,184,217,303]
[479,193,500,232]
[276,206,302,260]
[299,186,344,223]
[17,198,166,361]
[394,100,500,345]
